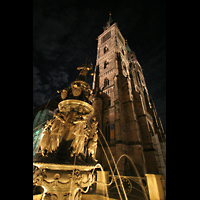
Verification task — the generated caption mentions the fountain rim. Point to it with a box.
[33,162,96,171]
[58,99,94,116]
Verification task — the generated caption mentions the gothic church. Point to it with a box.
[91,15,166,177]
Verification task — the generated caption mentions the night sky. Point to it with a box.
[33,0,166,132]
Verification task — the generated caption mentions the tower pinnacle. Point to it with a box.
[103,12,113,31]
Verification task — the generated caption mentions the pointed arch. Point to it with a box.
[104,60,109,69]
[104,77,109,87]
[104,46,109,53]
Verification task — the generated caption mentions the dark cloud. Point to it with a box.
[33,0,166,132]
[47,68,69,88]
[33,66,42,91]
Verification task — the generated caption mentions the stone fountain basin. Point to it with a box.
[33,162,96,199]
[33,162,95,182]
[58,99,94,116]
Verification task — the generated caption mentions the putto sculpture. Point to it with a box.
[87,117,98,162]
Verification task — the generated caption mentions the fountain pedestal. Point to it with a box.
[33,162,95,200]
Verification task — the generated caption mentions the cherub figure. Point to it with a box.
[40,109,68,156]
[40,120,52,156]
[70,116,89,159]
[87,132,98,162]
[87,117,98,162]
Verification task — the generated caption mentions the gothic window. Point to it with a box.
[101,31,111,44]
[104,78,109,87]
[105,122,110,144]
[104,46,109,53]
[130,71,133,80]
[104,61,109,69]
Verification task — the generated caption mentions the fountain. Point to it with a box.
[33,59,150,200]
[33,59,100,200]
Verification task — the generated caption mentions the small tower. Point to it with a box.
[92,15,166,177]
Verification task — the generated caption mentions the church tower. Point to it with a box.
[92,15,166,177]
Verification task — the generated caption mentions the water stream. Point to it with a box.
[97,127,128,200]
[116,154,149,200]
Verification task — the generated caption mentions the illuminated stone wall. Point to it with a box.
[92,22,166,177]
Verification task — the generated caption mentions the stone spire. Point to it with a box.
[103,12,113,31]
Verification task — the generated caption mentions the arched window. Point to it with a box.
[104,78,109,87]
[104,61,109,69]
[104,46,109,53]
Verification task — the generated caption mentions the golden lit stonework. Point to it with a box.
[33,59,99,200]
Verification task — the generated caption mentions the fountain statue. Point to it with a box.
[33,59,99,200]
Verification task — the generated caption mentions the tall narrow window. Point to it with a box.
[104,46,108,53]
[104,61,109,69]
[104,78,109,87]
[105,122,110,144]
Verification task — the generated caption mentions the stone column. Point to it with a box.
[96,171,109,196]
[145,174,165,200]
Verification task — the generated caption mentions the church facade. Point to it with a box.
[91,18,166,177]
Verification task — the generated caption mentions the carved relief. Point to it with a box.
[33,166,95,200]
